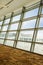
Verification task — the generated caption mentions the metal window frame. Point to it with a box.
[30,0,43,52]
[0,0,43,55]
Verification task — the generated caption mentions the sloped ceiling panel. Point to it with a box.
[0,0,40,18]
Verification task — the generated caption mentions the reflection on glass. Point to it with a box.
[34,44,43,55]
[9,23,18,30]
[36,30,43,42]
[0,40,4,44]
[42,8,43,14]
[5,40,14,47]
[16,42,31,51]
[18,31,33,41]
[7,32,16,39]
[0,32,6,38]
[12,15,21,22]
[4,18,10,24]
[39,18,43,27]
[2,25,8,31]
[21,19,36,29]
[24,8,38,18]
[0,26,1,30]
[0,21,3,25]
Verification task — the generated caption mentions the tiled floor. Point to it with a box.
[0,44,43,65]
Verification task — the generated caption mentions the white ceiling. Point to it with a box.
[0,0,40,20]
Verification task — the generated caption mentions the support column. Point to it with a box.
[3,12,14,44]
[30,0,43,52]
[0,16,6,33]
[13,7,25,47]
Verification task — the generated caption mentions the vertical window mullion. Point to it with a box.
[30,0,43,52]
[0,16,6,44]
[13,7,26,47]
[0,16,6,33]
[3,12,14,45]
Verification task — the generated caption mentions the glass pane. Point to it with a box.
[9,23,18,30]
[0,40,4,44]
[4,18,10,24]
[12,15,21,22]
[7,32,16,39]
[2,25,8,31]
[0,26,1,30]
[21,19,36,29]
[24,8,38,19]
[0,32,6,38]
[5,40,14,47]
[42,8,43,14]
[16,42,31,51]
[39,18,43,27]
[34,44,43,55]
[36,30,43,42]
[18,31,33,41]
[0,21,3,25]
